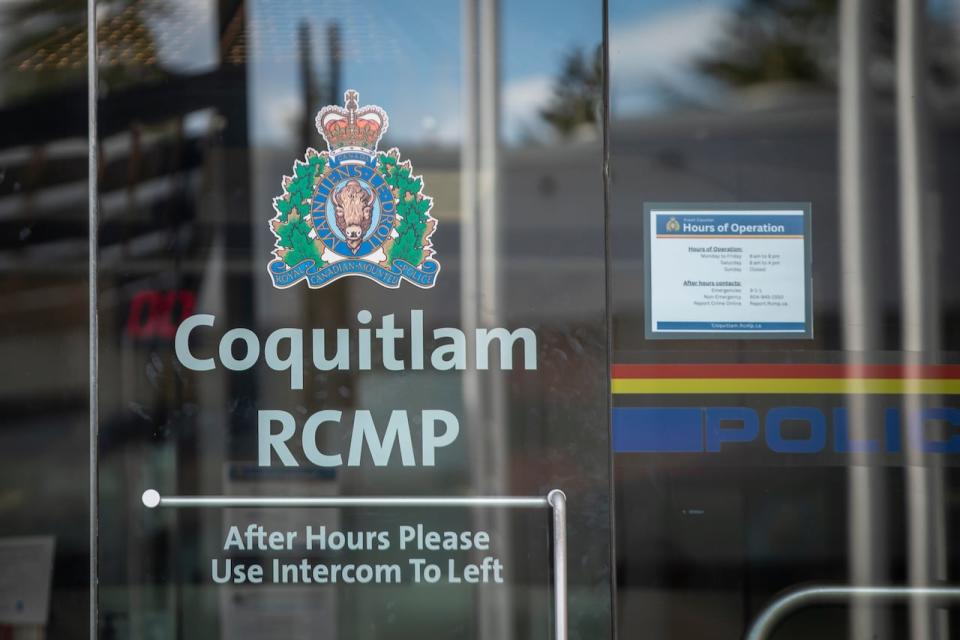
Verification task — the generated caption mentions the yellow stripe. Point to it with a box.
[611,378,960,395]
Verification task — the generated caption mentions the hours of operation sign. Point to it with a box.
[644,203,813,339]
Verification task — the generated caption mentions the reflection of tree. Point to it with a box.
[697,0,835,87]
[697,0,957,92]
[1,0,166,104]
[540,45,602,137]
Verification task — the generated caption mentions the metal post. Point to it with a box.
[896,0,946,637]
[839,0,888,637]
[462,2,510,639]
[460,0,480,482]
[839,0,879,351]
[298,21,316,149]
[477,0,501,330]
[477,3,510,637]
[87,0,100,637]
[548,490,568,640]
[143,489,568,640]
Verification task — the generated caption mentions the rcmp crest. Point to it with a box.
[268,90,440,289]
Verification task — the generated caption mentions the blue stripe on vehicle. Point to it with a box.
[612,408,704,453]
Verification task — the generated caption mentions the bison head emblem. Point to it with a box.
[332,180,374,253]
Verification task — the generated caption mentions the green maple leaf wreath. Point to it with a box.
[271,149,435,272]
[271,151,327,268]
[378,152,435,267]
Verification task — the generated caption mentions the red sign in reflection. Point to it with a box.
[126,290,196,339]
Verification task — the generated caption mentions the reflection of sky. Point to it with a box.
[246,0,458,145]
[143,0,602,143]
[245,0,601,145]
[146,0,731,143]
[4,0,960,132]
[609,0,736,117]
[151,0,960,139]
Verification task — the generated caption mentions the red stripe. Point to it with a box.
[610,364,960,379]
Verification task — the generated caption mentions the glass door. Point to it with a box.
[91,1,610,639]
[608,0,960,638]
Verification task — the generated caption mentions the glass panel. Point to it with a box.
[95,1,609,639]
[610,0,960,638]
[0,1,91,636]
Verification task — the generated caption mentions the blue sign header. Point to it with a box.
[655,213,805,237]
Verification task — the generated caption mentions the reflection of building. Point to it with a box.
[0,2,253,635]
[609,87,960,638]
[611,95,960,339]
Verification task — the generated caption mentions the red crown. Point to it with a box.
[316,90,388,153]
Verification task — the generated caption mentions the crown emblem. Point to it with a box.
[316,90,389,154]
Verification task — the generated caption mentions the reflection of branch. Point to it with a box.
[540,45,602,137]
[694,0,959,92]
[696,1,833,88]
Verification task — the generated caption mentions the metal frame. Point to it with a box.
[745,585,960,640]
[143,489,568,640]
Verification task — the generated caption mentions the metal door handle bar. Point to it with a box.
[143,489,568,640]
[746,585,960,640]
